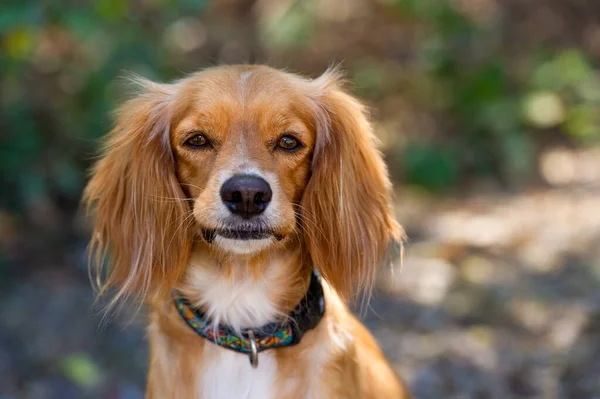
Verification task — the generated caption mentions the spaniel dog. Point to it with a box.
[85,65,410,398]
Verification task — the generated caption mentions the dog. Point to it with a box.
[85,65,410,398]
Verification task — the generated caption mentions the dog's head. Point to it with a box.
[85,65,401,304]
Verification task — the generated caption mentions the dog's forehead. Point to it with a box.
[190,67,304,110]
[174,67,310,136]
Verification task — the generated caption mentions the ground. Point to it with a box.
[2,185,600,399]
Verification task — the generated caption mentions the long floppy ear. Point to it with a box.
[84,77,191,307]
[302,69,403,302]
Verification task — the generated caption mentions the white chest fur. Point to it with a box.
[199,344,277,399]
[183,256,285,329]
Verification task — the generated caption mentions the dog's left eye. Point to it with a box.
[185,134,209,147]
[277,135,301,151]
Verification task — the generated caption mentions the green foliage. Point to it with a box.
[60,353,103,389]
[383,0,600,190]
[402,142,458,191]
[351,62,386,98]
[260,0,317,48]
[527,50,600,141]
[0,1,207,212]
[1,0,598,207]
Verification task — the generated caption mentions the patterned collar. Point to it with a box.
[174,270,325,368]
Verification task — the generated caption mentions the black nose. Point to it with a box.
[220,175,272,218]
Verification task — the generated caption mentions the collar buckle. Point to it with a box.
[247,330,259,368]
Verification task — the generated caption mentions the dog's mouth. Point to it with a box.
[202,228,285,243]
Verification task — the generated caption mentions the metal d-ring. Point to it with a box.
[247,330,259,368]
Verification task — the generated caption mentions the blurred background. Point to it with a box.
[1,0,600,398]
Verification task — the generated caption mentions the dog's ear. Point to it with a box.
[302,69,403,302]
[84,77,191,306]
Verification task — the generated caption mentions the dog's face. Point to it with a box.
[170,68,315,255]
[85,65,401,303]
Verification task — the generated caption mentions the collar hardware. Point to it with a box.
[174,270,325,366]
[247,330,259,368]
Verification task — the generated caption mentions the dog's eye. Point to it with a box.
[185,134,209,147]
[277,135,301,151]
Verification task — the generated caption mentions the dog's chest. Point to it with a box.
[198,346,277,399]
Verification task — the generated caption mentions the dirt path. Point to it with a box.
[1,187,599,398]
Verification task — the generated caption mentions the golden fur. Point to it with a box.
[85,65,410,398]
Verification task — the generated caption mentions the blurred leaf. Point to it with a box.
[19,172,48,204]
[62,9,101,36]
[532,60,565,92]
[575,74,600,102]
[54,159,84,197]
[402,142,459,191]
[388,0,435,19]
[564,105,600,139]
[3,26,36,59]
[435,2,473,36]
[180,0,208,12]
[60,353,102,389]
[554,49,593,86]
[352,63,385,96]
[459,63,508,105]
[523,91,565,128]
[0,4,40,34]
[499,133,534,182]
[479,99,520,135]
[261,2,315,48]
[95,0,129,22]
[532,49,594,92]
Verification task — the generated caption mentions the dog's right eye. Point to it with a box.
[185,134,209,148]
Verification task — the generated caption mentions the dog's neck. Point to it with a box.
[177,242,312,331]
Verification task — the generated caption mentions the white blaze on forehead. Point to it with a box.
[238,71,253,107]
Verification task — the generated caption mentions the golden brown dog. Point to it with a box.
[85,65,410,398]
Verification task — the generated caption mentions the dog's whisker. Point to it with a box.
[148,195,195,203]
[179,182,204,191]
